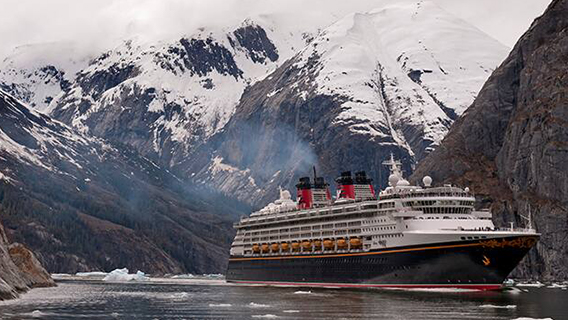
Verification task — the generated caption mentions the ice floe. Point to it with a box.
[283,310,300,313]
[76,271,108,278]
[252,315,278,318]
[516,281,545,288]
[293,290,312,294]
[103,268,149,282]
[249,302,270,308]
[479,304,517,309]
[209,303,232,307]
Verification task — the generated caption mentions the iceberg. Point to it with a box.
[102,268,149,282]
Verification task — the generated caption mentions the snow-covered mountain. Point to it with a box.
[283,0,508,159]
[0,89,236,274]
[0,42,91,113]
[0,1,508,208]
[186,0,509,206]
[43,18,320,168]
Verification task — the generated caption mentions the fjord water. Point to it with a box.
[0,279,565,320]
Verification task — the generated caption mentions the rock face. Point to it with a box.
[0,89,237,274]
[0,220,54,301]
[412,0,568,280]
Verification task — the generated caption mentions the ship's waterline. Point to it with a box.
[227,154,539,289]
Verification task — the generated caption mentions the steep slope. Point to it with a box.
[0,42,91,112]
[47,19,316,169]
[412,0,568,280]
[188,0,509,206]
[0,89,235,274]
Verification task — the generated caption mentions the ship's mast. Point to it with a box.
[382,153,403,178]
[520,203,535,232]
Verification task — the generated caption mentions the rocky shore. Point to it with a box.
[0,221,54,300]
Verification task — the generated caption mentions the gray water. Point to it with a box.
[0,279,566,320]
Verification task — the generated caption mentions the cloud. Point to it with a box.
[0,0,551,60]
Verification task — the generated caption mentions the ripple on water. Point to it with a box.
[249,302,270,308]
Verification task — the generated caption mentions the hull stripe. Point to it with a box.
[230,242,483,261]
[228,280,502,290]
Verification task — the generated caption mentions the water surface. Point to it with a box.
[0,279,565,319]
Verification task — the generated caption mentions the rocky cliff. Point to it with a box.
[412,0,568,280]
[0,220,54,301]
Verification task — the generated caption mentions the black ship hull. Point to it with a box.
[226,235,538,290]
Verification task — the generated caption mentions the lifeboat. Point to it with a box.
[337,238,348,249]
[301,241,312,250]
[323,239,335,250]
[314,239,322,249]
[281,242,290,251]
[350,237,362,248]
[271,243,280,252]
[291,242,300,251]
[252,244,260,253]
[261,244,270,253]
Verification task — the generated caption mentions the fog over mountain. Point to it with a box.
[0,0,551,60]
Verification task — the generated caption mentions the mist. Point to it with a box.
[0,0,551,60]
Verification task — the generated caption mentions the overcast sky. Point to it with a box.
[0,0,551,60]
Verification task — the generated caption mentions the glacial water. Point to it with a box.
[0,278,566,320]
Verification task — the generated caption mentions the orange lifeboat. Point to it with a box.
[252,244,260,253]
[271,243,280,252]
[323,239,335,250]
[337,238,348,249]
[301,241,312,251]
[281,242,290,251]
[261,244,270,253]
[314,239,322,249]
[350,237,362,248]
[291,242,300,251]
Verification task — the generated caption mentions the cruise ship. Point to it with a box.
[226,155,539,290]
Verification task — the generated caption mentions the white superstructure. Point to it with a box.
[230,154,536,257]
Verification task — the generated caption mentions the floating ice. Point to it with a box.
[76,271,108,278]
[252,315,278,318]
[171,274,195,279]
[293,290,312,294]
[546,283,567,289]
[516,282,545,288]
[103,268,149,282]
[209,303,232,307]
[249,302,270,308]
[283,310,300,313]
[512,318,553,320]
[24,310,48,318]
[170,292,190,299]
[479,304,517,309]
